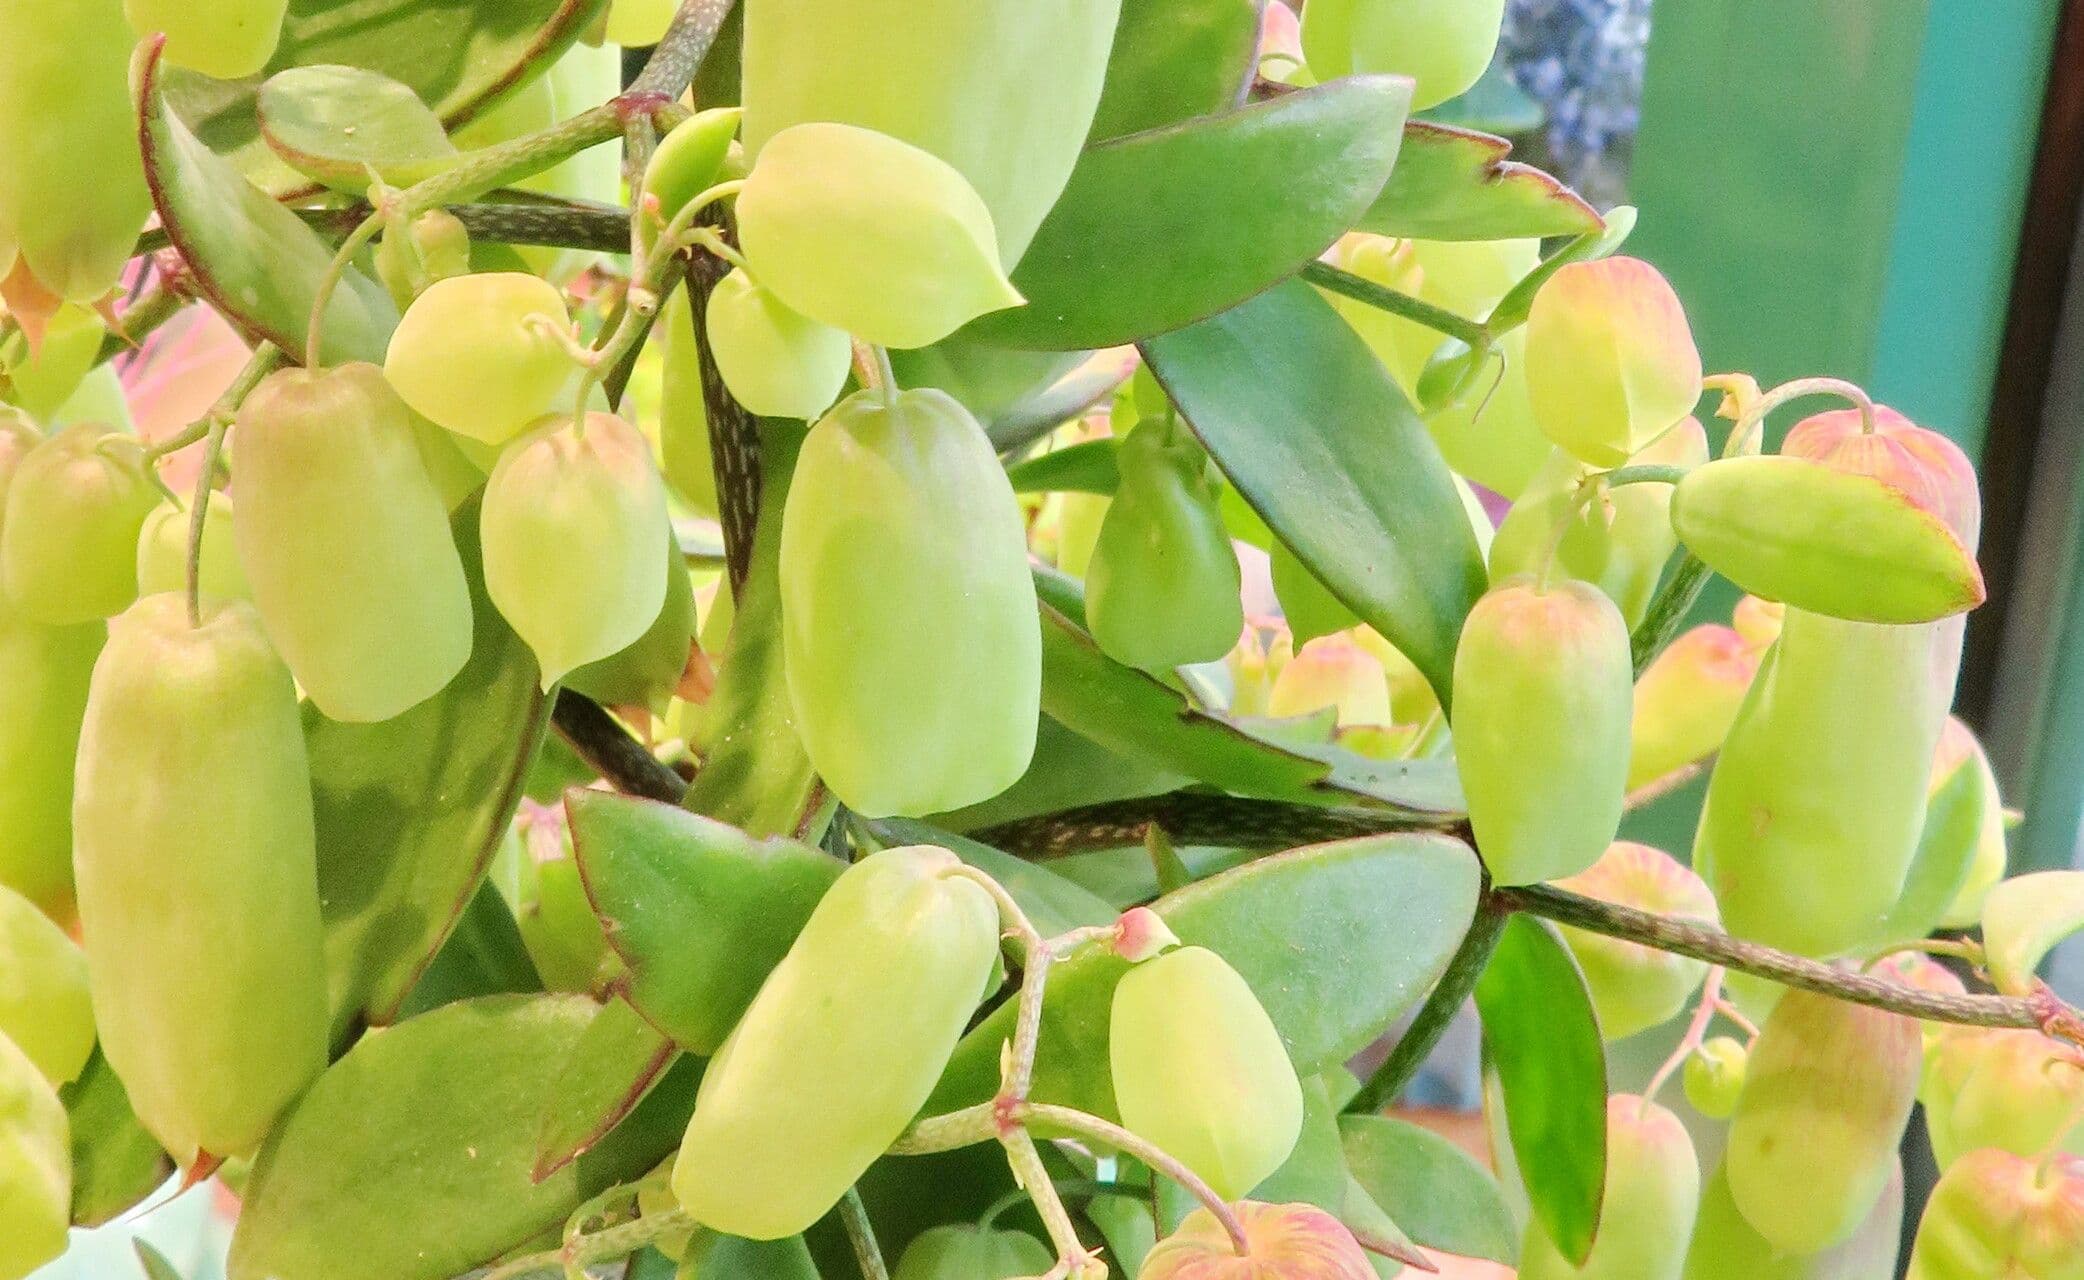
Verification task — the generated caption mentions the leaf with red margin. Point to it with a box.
[531,996,689,1182]
[568,790,842,1057]
[135,38,398,365]
[1359,120,1605,242]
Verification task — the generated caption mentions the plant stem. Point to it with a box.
[973,793,1460,859]
[1496,883,2068,1036]
[1001,1126,1098,1271]
[1018,1103,1249,1255]
[550,690,687,804]
[1641,967,1724,1110]
[1602,463,1690,488]
[474,1208,694,1280]
[1722,375,1878,458]
[1346,897,1508,1115]
[839,1187,889,1280]
[625,0,739,181]
[183,417,227,628]
[1299,260,1489,349]
[1629,552,1712,675]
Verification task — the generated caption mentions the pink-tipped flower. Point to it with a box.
[1552,842,1719,1041]
[1908,1148,2084,1279]
[1525,257,1703,468]
[1628,623,1763,793]
[1112,907,1181,964]
[1266,635,1392,728]
[1785,406,1980,550]
[1140,1202,1375,1280]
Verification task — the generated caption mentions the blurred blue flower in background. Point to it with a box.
[1498,0,1652,208]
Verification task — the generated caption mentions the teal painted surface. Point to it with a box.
[1872,0,2061,458]
[1630,0,1932,397]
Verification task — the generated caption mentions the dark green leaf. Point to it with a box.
[1007,438,1120,495]
[971,78,1413,350]
[257,65,460,190]
[229,994,694,1280]
[679,425,823,840]
[1144,278,1487,704]
[1086,1193,1158,1279]
[888,338,1088,431]
[1417,62,1546,136]
[863,817,1119,937]
[311,497,550,1041]
[394,882,543,1020]
[1039,602,1467,814]
[61,1049,171,1227]
[1088,0,1259,140]
[533,996,690,1181]
[1871,749,1986,947]
[929,834,1481,1118]
[568,789,841,1055]
[805,1145,1019,1279]
[678,1234,821,1279]
[1340,1114,1517,1264]
[137,40,399,365]
[164,0,608,196]
[936,715,1191,834]
[135,1241,186,1280]
[1358,121,1603,242]
[1473,916,1607,1265]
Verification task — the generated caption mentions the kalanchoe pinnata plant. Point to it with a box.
[0,4,2074,1280]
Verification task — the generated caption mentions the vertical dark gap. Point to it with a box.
[1956,0,2084,727]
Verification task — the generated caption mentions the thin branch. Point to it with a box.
[1630,552,1713,675]
[551,690,687,803]
[1346,896,1508,1115]
[1299,260,1489,349]
[973,792,1459,860]
[838,1187,889,1280]
[630,0,736,99]
[1497,883,2070,1037]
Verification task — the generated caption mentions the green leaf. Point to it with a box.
[1868,753,1987,948]
[928,834,1481,1118]
[1088,0,1260,140]
[164,0,608,196]
[1473,916,1607,1266]
[680,425,823,840]
[1340,1114,1517,1264]
[311,497,550,1040]
[229,994,694,1280]
[679,1234,822,1279]
[970,78,1413,350]
[1983,870,2084,995]
[1251,1076,1358,1215]
[805,1145,1020,1279]
[1038,600,1467,814]
[393,882,543,1021]
[1007,438,1121,495]
[61,1049,171,1228]
[863,816,1119,937]
[1143,279,1488,704]
[532,996,690,1181]
[134,1241,187,1280]
[257,65,461,190]
[1358,121,1604,242]
[137,39,399,365]
[936,715,1191,834]
[566,789,842,1054]
[1419,62,1546,136]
